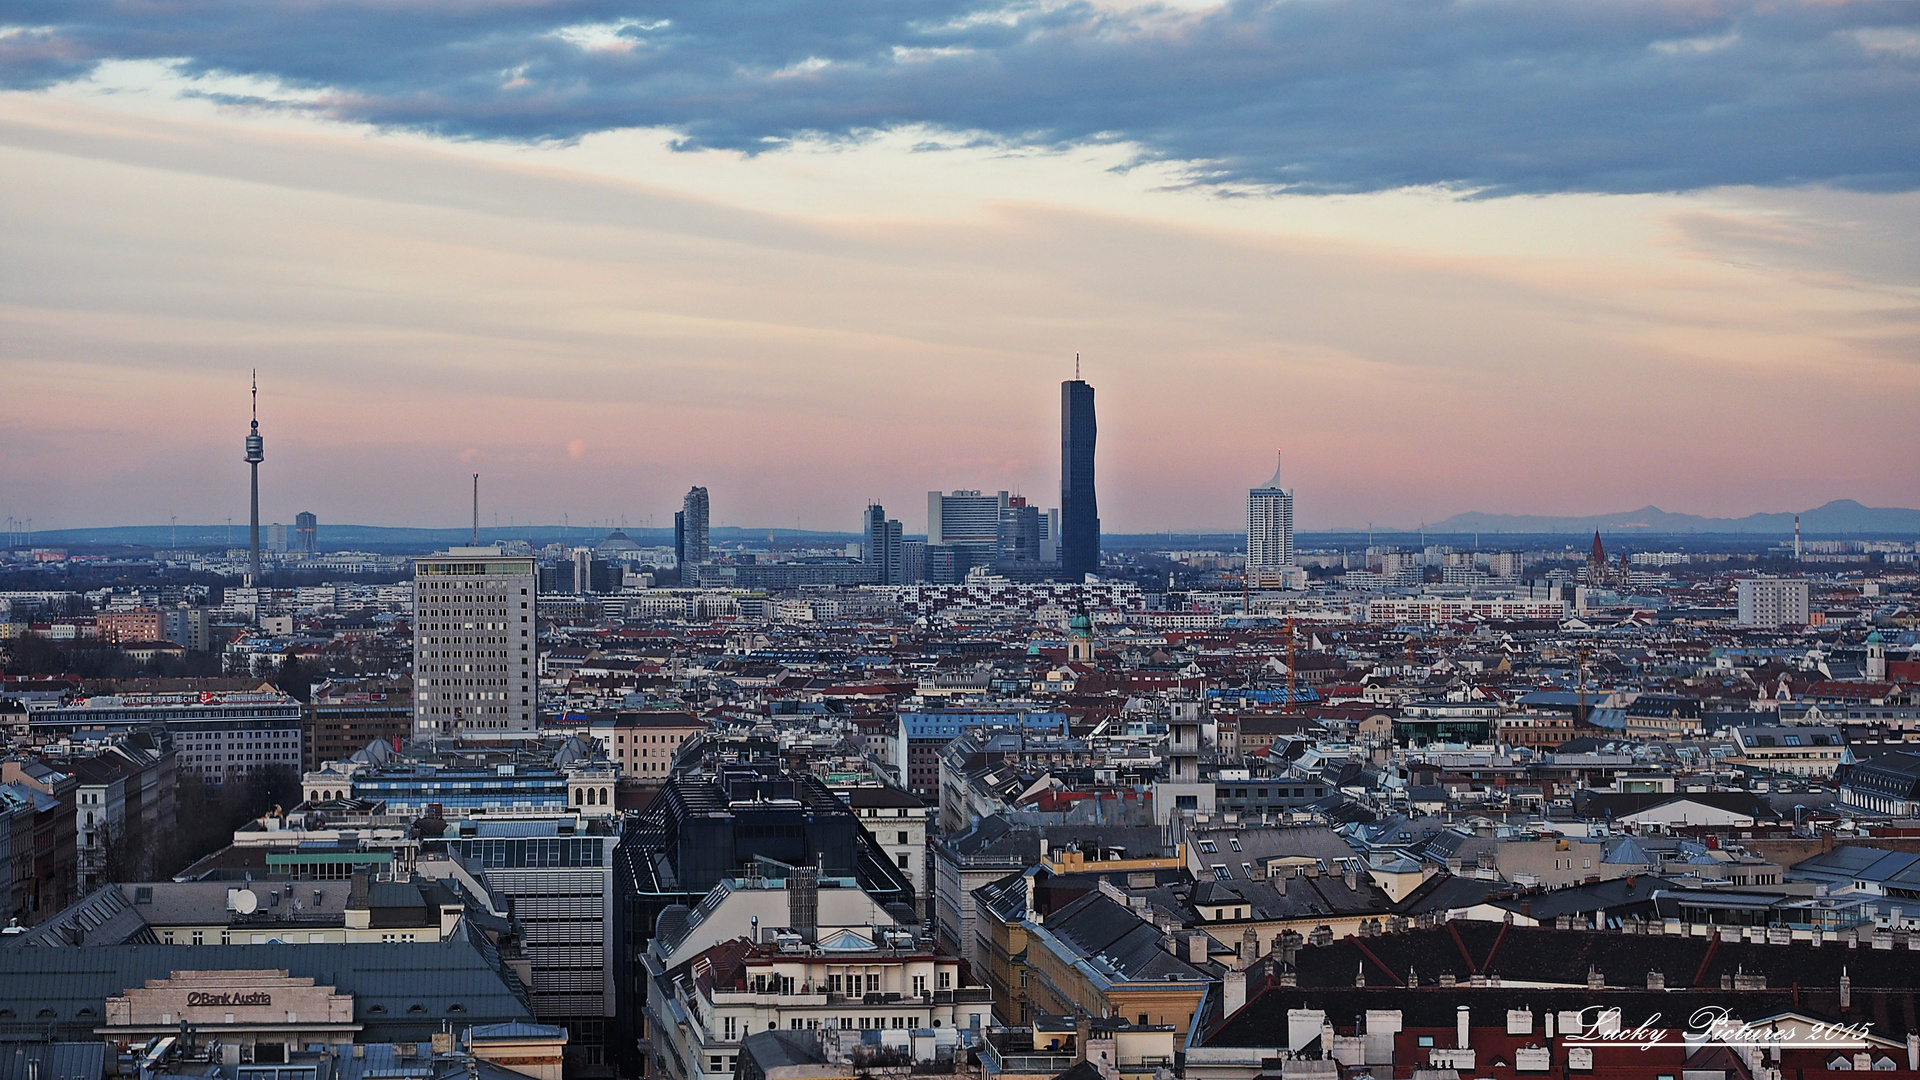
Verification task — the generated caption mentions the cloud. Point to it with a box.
[4,0,1919,194]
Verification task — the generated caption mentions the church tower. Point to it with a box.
[1066,608,1096,665]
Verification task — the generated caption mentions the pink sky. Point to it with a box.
[3,86,1917,534]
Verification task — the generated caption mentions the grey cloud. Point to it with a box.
[3,0,1917,194]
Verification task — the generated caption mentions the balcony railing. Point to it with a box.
[978,1042,1076,1076]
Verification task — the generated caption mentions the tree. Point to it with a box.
[275,651,311,703]
[1,634,63,676]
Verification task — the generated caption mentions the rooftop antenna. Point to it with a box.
[1075,352,1081,380]
[471,474,480,546]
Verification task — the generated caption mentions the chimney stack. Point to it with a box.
[1223,967,1248,1017]
[1456,1005,1470,1050]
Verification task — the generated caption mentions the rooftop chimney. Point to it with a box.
[1222,966,1248,1017]
[1456,1005,1470,1050]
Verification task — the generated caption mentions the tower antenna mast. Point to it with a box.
[244,369,265,588]
[472,474,480,546]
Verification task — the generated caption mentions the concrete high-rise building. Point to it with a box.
[164,607,211,652]
[680,487,710,571]
[571,547,594,594]
[865,504,905,585]
[1247,450,1295,570]
[1060,377,1099,579]
[902,539,928,583]
[926,490,1003,583]
[1737,578,1810,629]
[268,522,289,553]
[926,490,1006,545]
[413,547,538,736]
[294,511,317,554]
[243,371,264,586]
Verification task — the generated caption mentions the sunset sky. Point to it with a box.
[3,0,1917,534]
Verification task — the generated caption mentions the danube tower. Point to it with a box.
[244,371,264,586]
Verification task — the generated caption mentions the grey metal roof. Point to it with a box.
[3,886,155,949]
[0,1043,105,1080]
[0,937,530,1039]
[468,1021,568,1042]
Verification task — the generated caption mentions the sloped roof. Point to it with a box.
[1040,892,1210,984]
[3,885,154,948]
[0,936,530,1035]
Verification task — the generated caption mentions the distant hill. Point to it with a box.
[20,524,866,551]
[1426,499,1920,536]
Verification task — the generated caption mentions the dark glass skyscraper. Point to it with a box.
[1060,378,1099,579]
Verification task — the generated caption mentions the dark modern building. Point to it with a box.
[673,510,686,577]
[1059,378,1098,579]
[295,510,318,553]
[612,766,915,1073]
[864,503,905,585]
[679,487,710,573]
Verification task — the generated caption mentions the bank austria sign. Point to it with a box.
[187,991,273,1008]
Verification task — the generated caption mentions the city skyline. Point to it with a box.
[10,359,1920,538]
[3,0,1920,1056]
[3,0,1917,534]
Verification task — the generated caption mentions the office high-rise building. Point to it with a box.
[865,504,905,585]
[680,487,710,570]
[571,547,594,594]
[268,522,289,553]
[902,539,928,583]
[294,511,317,554]
[1060,378,1099,579]
[926,490,1007,544]
[997,497,1042,563]
[1247,450,1295,569]
[413,547,538,736]
[926,490,1003,584]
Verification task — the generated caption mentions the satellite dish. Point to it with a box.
[233,889,259,915]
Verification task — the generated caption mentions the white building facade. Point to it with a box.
[413,547,539,735]
[1737,578,1810,629]
[1247,453,1295,571]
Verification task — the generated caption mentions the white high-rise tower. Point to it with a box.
[1247,450,1295,570]
[413,545,539,737]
